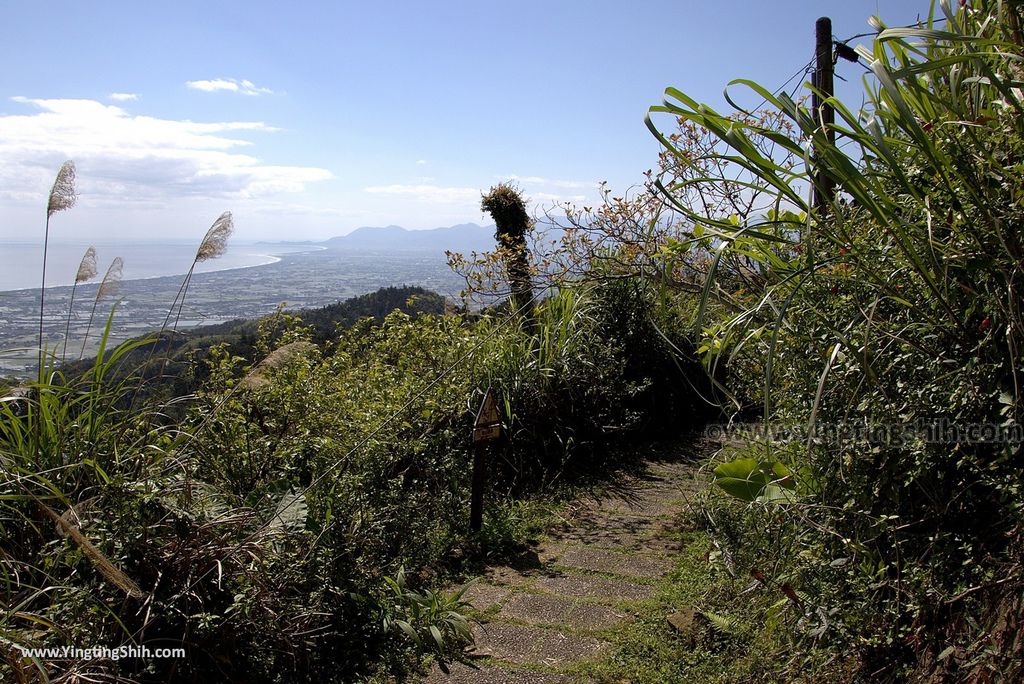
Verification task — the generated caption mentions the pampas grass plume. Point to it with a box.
[97,257,124,300]
[75,246,98,284]
[62,246,99,362]
[196,211,233,262]
[80,257,124,359]
[39,160,78,372]
[47,160,77,217]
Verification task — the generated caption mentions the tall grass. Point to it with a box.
[2,174,241,681]
[61,245,97,363]
[79,257,123,360]
[646,0,1023,447]
[38,161,76,372]
[2,316,164,682]
[163,211,233,334]
[132,211,233,394]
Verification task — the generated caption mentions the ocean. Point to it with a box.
[0,240,316,292]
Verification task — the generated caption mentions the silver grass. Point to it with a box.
[162,211,233,333]
[195,211,233,262]
[47,160,77,217]
[240,341,317,389]
[142,211,235,399]
[61,246,99,362]
[39,160,78,372]
[80,257,124,359]
[96,257,124,300]
[75,246,98,283]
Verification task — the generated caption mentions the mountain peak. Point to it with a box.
[323,223,496,253]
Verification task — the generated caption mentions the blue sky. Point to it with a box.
[1,0,929,242]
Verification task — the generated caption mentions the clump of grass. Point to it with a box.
[239,339,318,390]
[37,498,146,599]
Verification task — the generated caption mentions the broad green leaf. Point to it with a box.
[713,458,795,501]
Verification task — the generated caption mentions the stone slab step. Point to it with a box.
[547,527,683,554]
[542,546,674,579]
[559,510,685,537]
[470,622,610,666]
[424,661,578,683]
[498,592,631,630]
[458,583,513,611]
[645,460,705,482]
[531,573,658,602]
[485,565,536,586]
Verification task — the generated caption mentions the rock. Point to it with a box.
[666,607,700,644]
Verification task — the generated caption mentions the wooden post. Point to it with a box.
[470,443,486,533]
[811,16,836,214]
[470,388,502,533]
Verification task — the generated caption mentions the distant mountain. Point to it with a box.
[323,223,497,254]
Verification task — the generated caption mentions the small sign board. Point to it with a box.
[472,388,502,444]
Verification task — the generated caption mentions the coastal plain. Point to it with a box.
[0,246,465,375]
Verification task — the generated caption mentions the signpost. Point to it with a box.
[470,388,502,532]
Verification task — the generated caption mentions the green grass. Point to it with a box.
[575,526,858,684]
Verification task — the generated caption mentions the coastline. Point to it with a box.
[0,246,463,375]
[0,245,327,295]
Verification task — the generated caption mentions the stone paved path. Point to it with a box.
[423,438,709,683]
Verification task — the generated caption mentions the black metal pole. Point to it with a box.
[812,16,836,214]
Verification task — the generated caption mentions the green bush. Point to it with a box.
[645,1,1024,679]
[3,274,703,681]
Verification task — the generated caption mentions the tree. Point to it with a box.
[480,183,535,321]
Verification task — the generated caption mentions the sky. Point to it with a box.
[0,0,931,242]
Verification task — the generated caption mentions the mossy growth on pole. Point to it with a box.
[481,183,535,322]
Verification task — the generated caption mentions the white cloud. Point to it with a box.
[415,159,427,165]
[0,97,331,205]
[501,174,595,190]
[533,192,587,205]
[109,92,139,101]
[362,181,589,214]
[551,179,593,190]
[490,175,598,209]
[185,78,276,96]
[363,183,480,204]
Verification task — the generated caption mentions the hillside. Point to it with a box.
[61,285,447,401]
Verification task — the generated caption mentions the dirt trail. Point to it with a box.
[424,437,712,683]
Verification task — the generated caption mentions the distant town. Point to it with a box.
[0,224,496,375]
